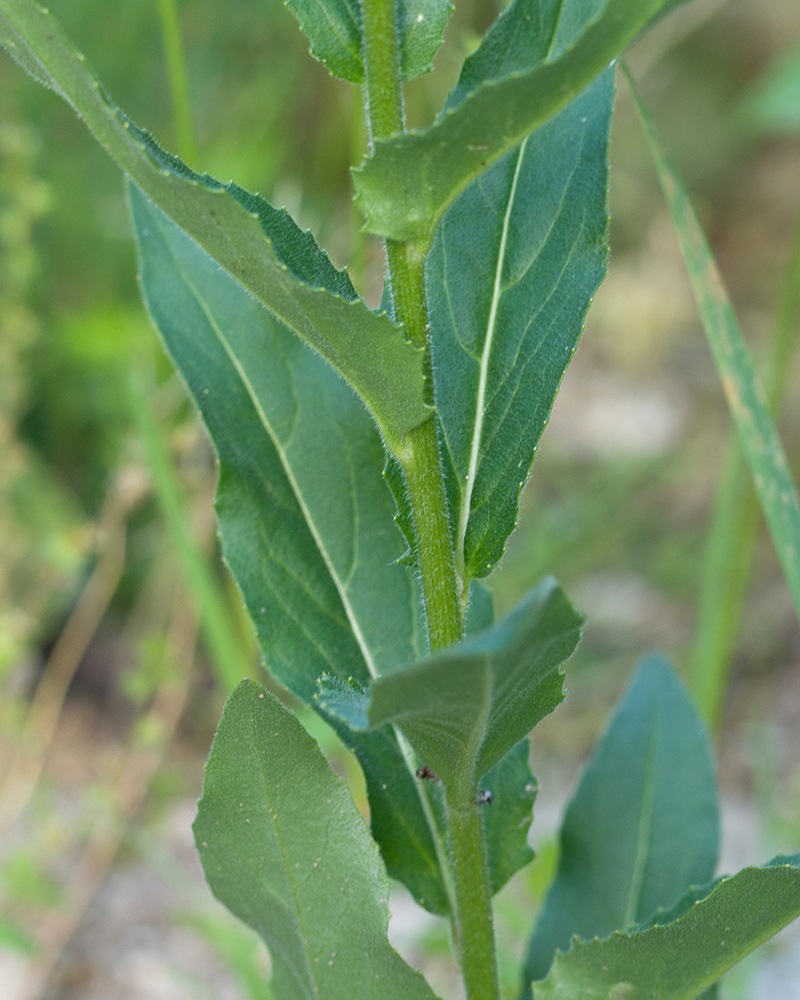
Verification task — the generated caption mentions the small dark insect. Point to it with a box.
[477,789,493,806]
[416,765,438,781]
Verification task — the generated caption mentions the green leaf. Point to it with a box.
[523,656,719,993]
[429,68,612,581]
[319,577,584,792]
[0,0,428,450]
[627,68,800,625]
[130,185,450,916]
[533,854,800,1000]
[398,0,452,80]
[285,0,450,82]
[353,0,675,245]
[193,681,440,1000]
[285,0,363,82]
[482,739,537,895]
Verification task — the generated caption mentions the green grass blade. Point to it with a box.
[691,200,800,731]
[130,373,249,693]
[626,67,800,626]
[155,0,197,165]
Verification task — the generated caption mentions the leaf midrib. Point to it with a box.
[456,138,528,583]
[154,208,380,679]
[623,715,658,929]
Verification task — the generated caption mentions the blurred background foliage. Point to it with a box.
[0,0,800,997]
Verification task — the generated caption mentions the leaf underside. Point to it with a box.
[321,578,584,792]
[0,0,429,448]
[534,854,800,1000]
[523,656,719,992]
[193,682,439,1000]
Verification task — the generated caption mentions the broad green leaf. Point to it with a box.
[353,0,677,245]
[482,739,537,894]
[193,681,440,1000]
[627,69,800,623]
[0,0,428,450]
[429,69,612,581]
[318,577,583,792]
[523,656,719,993]
[130,186,450,916]
[533,854,800,1000]
[286,0,451,82]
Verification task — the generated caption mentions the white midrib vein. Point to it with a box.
[174,254,380,681]
[456,138,527,586]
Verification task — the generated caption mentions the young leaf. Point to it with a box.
[353,0,677,245]
[429,69,612,581]
[286,0,451,83]
[523,656,719,992]
[319,577,584,791]
[533,854,800,1000]
[193,681,440,1000]
[627,68,800,623]
[0,0,428,451]
[130,186,451,916]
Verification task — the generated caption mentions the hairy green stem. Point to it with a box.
[692,196,800,730]
[446,788,501,1000]
[360,4,493,996]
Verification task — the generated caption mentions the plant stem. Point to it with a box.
[360,7,494,998]
[361,0,462,652]
[446,787,501,1000]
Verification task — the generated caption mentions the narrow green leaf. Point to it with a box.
[130,185,450,916]
[193,681,440,1000]
[533,854,800,1000]
[353,0,677,245]
[429,68,612,581]
[285,0,450,82]
[319,578,584,791]
[0,0,429,449]
[627,68,800,623]
[523,656,719,993]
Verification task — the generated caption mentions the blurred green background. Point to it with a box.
[0,0,800,997]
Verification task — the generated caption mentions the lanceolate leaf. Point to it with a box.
[523,656,719,993]
[193,682,440,1000]
[627,69,800,623]
[0,0,428,450]
[286,0,451,82]
[130,186,450,916]
[429,69,612,581]
[319,578,584,792]
[353,0,677,245]
[533,854,800,1000]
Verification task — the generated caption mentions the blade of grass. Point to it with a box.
[692,199,800,732]
[130,370,250,692]
[155,0,197,166]
[625,65,800,629]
